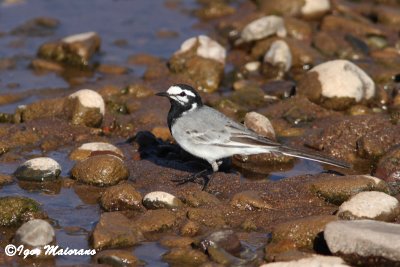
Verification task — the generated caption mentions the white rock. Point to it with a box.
[241,16,287,42]
[176,35,226,64]
[244,112,276,140]
[264,40,292,71]
[142,191,182,209]
[310,59,375,102]
[69,89,105,115]
[301,0,331,16]
[244,61,261,72]
[78,142,123,156]
[338,191,400,221]
[23,157,61,172]
[62,31,97,43]
[324,220,400,262]
[14,219,55,247]
[260,255,350,267]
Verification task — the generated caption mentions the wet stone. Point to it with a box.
[160,235,195,248]
[180,220,201,237]
[0,174,13,186]
[308,175,390,205]
[67,89,105,128]
[91,212,143,250]
[162,247,208,267]
[187,208,226,228]
[244,112,276,140]
[100,183,143,211]
[134,209,177,233]
[14,219,55,247]
[200,230,242,255]
[375,145,400,186]
[324,220,400,266]
[271,215,337,250]
[70,142,124,161]
[93,249,141,266]
[0,196,41,226]
[182,191,221,207]
[230,190,273,211]
[14,157,61,182]
[71,155,129,187]
[142,191,183,210]
[38,31,101,67]
[11,17,59,37]
[337,191,400,222]
[297,59,375,110]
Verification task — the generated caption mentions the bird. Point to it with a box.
[156,84,351,188]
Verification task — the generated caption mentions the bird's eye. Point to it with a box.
[179,92,186,96]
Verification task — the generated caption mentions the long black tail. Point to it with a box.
[279,146,351,169]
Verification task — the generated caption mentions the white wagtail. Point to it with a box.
[156,84,350,187]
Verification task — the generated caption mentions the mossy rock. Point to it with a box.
[0,196,41,226]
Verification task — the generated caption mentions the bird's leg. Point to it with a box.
[171,160,218,190]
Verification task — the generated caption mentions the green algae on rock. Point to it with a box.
[0,196,41,226]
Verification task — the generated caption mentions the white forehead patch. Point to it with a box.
[167,86,196,97]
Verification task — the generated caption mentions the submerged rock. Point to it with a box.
[71,155,129,186]
[14,157,61,182]
[37,31,101,67]
[14,219,55,247]
[100,183,143,211]
[67,89,105,128]
[0,196,41,226]
[297,60,375,110]
[142,191,183,210]
[162,247,208,266]
[324,220,400,266]
[337,191,400,221]
[94,249,142,266]
[92,212,143,250]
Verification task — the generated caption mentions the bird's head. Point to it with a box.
[156,84,203,112]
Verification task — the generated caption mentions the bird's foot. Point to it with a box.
[171,169,211,190]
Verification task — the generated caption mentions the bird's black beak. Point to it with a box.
[155,92,169,97]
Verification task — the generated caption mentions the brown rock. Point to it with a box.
[230,190,273,210]
[93,249,141,266]
[376,5,400,27]
[19,98,66,122]
[180,220,201,237]
[134,209,177,233]
[182,191,221,207]
[187,208,226,228]
[375,145,400,186]
[91,212,143,250]
[163,247,208,266]
[100,183,143,211]
[38,32,101,67]
[254,0,304,16]
[308,175,390,205]
[0,174,13,186]
[97,64,128,75]
[71,155,129,186]
[321,15,383,37]
[271,215,337,249]
[160,236,195,248]
[31,59,64,72]
[151,127,172,141]
[244,112,276,140]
